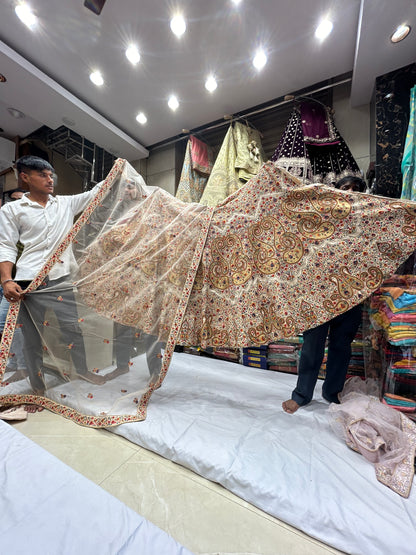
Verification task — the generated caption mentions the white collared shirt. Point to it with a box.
[0,184,101,281]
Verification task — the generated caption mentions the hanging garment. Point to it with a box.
[2,160,416,426]
[271,107,312,181]
[200,122,265,206]
[175,135,213,203]
[272,102,361,185]
[401,85,416,201]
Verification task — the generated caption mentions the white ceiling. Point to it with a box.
[0,0,415,161]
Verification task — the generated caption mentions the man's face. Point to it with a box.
[339,181,361,192]
[123,182,138,200]
[21,169,55,195]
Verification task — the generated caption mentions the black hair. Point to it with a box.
[16,155,54,174]
[336,175,366,192]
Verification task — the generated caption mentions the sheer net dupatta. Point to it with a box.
[0,160,213,426]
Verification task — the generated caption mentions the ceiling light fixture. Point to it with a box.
[168,95,179,111]
[7,107,25,119]
[125,45,141,65]
[89,70,104,86]
[205,75,218,92]
[315,19,333,40]
[136,112,147,125]
[231,0,243,5]
[390,24,411,43]
[0,74,7,83]
[252,49,267,71]
[170,14,186,37]
[15,3,38,29]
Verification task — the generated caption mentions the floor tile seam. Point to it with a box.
[95,449,141,485]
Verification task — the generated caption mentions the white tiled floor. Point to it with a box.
[12,409,344,555]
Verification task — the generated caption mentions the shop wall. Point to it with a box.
[133,81,372,193]
[132,145,176,195]
[332,82,371,175]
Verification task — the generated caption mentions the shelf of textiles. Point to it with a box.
[241,323,366,378]
[266,338,303,374]
[368,274,416,419]
[182,345,241,364]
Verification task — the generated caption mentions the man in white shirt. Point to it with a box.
[0,155,105,394]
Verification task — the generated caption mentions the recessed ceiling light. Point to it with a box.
[252,49,267,70]
[391,24,411,43]
[89,71,104,86]
[231,0,242,5]
[15,3,38,29]
[7,107,25,119]
[136,112,147,125]
[315,19,333,40]
[168,95,179,111]
[205,75,218,92]
[125,45,141,65]
[170,14,186,37]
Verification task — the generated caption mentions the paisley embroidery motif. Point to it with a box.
[248,216,303,274]
[377,242,404,260]
[208,234,252,289]
[280,190,350,240]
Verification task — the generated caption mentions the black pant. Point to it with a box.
[18,278,88,392]
[292,304,363,406]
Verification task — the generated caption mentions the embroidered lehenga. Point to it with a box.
[1,159,416,426]
[272,101,361,185]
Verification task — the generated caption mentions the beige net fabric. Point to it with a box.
[2,159,416,426]
[0,160,212,426]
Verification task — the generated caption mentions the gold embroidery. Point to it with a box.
[299,300,317,328]
[208,235,252,289]
[248,216,303,274]
[377,242,404,260]
[200,316,229,345]
[390,203,416,236]
[280,190,350,239]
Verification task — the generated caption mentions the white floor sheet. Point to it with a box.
[0,419,192,555]
[108,352,416,555]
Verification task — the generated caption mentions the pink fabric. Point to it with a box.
[190,135,212,175]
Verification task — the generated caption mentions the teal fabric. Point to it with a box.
[401,85,416,200]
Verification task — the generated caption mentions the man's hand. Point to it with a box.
[2,281,23,302]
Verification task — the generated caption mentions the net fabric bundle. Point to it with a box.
[2,160,416,426]
[329,377,416,497]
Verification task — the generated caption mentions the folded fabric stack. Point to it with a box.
[369,277,416,418]
[267,338,302,374]
[383,392,416,414]
[210,347,241,363]
[371,290,416,346]
[347,323,366,378]
[242,346,268,369]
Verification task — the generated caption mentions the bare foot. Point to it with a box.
[282,399,300,414]
[24,405,44,413]
[76,371,106,385]
[104,366,129,381]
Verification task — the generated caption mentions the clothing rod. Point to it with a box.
[148,76,352,151]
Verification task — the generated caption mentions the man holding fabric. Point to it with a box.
[0,155,105,394]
